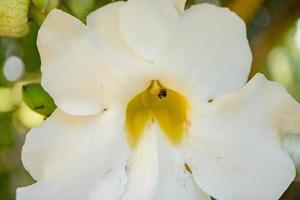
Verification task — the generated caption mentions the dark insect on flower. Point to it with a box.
[158,89,167,99]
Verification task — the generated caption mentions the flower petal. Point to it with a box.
[17,108,129,199]
[87,2,181,98]
[87,1,136,56]
[183,74,300,200]
[122,125,211,200]
[38,9,149,115]
[38,9,101,115]
[120,1,252,100]
[283,134,300,181]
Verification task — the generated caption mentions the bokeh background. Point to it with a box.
[0,0,300,199]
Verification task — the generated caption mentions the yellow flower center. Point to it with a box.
[126,80,189,148]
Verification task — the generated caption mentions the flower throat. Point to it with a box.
[126,80,189,148]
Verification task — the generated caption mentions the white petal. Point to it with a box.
[283,134,300,181]
[86,2,184,99]
[38,9,100,115]
[17,108,129,200]
[38,9,149,116]
[183,74,299,200]
[87,2,136,56]
[120,1,252,100]
[122,124,210,200]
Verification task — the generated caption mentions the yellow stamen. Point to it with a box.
[126,80,189,148]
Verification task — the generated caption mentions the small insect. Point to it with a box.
[158,89,167,99]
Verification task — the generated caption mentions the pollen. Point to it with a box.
[126,80,189,148]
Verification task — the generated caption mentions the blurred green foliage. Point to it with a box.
[0,0,300,200]
[23,83,56,116]
[19,22,41,73]
[0,113,14,148]
[0,42,9,87]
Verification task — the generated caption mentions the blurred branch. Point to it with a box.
[249,0,300,78]
[282,182,300,200]
[228,0,264,23]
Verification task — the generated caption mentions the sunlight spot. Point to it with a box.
[3,56,24,82]
[267,48,293,88]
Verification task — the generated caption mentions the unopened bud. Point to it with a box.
[0,0,30,37]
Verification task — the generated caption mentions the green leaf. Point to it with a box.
[22,83,56,116]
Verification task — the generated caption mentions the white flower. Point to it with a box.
[17,0,300,200]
